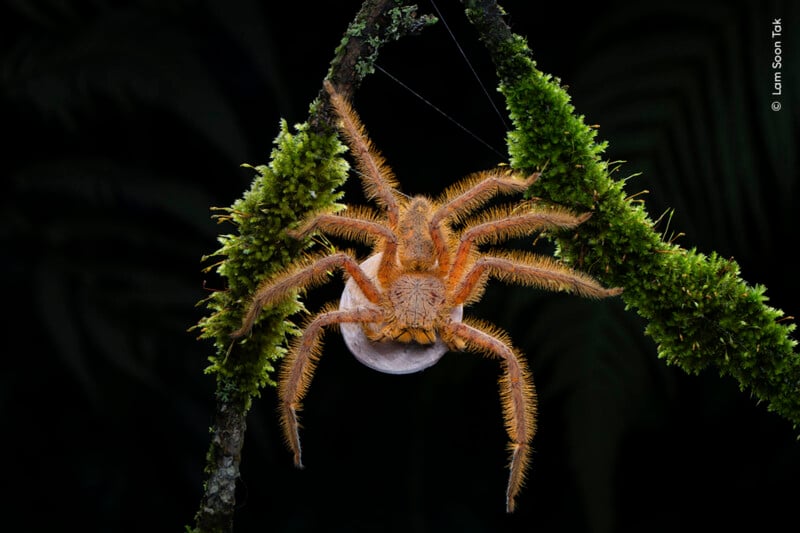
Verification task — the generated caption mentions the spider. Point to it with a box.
[233,80,622,512]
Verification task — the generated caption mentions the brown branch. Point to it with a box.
[309,0,436,133]
[193,391,247,533]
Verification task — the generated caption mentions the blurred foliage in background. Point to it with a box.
[2,1,797,532]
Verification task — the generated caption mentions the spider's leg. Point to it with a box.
[442,318,537,513]
[289,206,400,289]
[450,251,623,307]
[325,81,401,226]
[429,170,539,276]
[233,251,382,338]
[280,303,384,468]
[445,208,592,294]
[432,169,540,226]
[289,206,395,244]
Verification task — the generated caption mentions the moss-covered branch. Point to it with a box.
[463,0,799,427]
[190,2,435,532]
[190,1,798,529]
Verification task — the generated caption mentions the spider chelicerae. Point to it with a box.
[233,80,622,512]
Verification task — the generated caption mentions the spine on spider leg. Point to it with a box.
[433,170,541,279]
[278,304,384,468]
[465,1,800,428]
[432,169,540,226]
[232,252,383,338]
[277,303,339,469]
[445,208,594,299]
[324,81,402,223]
[451,252,620,306]
[446,318,537,513]
[288,205,392,244]
[460,207,591,247]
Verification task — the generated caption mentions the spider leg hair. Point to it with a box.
[429,170,538,277]
[232,251,382,338]
[431,169,540,227]
[279,302,384,468]
[429,169,540,276]
[451,251,623,306]
[288,206,400,288]
[442,317,537,513]
[446,205,592,286]
[324,80,401,225]
[288,205,396,246]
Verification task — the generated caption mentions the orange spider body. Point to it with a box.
[370,197,449,345]
[233,81,622,512]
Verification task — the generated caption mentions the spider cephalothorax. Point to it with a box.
[233,80,622,512]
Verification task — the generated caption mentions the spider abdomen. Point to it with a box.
[384,274,447,344]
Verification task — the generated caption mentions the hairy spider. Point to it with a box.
[233,80,622,512]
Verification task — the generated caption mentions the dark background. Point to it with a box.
[3,0,798,531]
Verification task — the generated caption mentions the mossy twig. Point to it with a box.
[463,0,800,427]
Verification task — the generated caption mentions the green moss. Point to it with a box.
[194,119,348,408]
[330,2,437,83]
[467,3,800,427]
